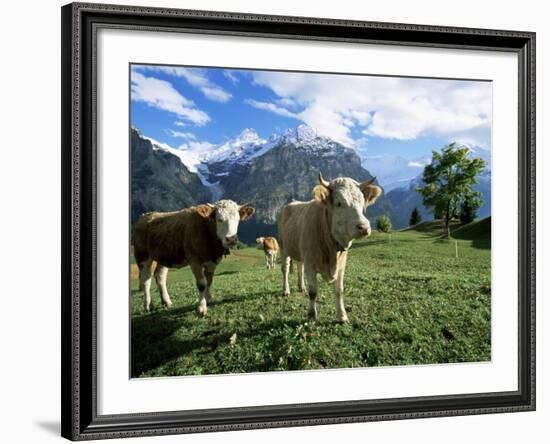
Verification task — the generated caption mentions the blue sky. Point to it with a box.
[130,64,492,161]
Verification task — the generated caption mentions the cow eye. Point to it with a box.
[336,202,342,208]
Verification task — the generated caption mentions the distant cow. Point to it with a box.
[256,237,279,269]
[278,173,381,323]
[133,200,255,315]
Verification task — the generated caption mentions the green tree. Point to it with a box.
[409,207,422,226]
[433,207,444,220]
[459,192,482,223]
[376,215,392,233]
[417,143,485,237]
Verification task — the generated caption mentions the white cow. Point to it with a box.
[278,174,382,323]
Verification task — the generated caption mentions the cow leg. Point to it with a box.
[334,265,349,324]
[154,265,172,308]
[204,262,216,303]
[297,261,306,292]
[190,262,208,316]
[137,263,144,291]
[271,252,277,269]
[282,255,291,296]
[265,253,270,269]
[305,265,318,322]
[139,258,154,312]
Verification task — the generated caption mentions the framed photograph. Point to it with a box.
[61,2,536,440]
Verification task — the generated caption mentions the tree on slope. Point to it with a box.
[409,207,422,226]
[417,143,485,238]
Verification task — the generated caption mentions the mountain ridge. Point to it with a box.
[130,128,211,225]
[131,125,491,242]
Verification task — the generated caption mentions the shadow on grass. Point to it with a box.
[352,239,389,249]
[215,270,240,276]
[470,239,491,250]
[131,290,283,377]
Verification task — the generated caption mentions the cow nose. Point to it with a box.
[357,223,371,236]
[225,235,238,245]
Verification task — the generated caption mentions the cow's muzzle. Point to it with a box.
[356,222,371,237]
[224,235,239,248]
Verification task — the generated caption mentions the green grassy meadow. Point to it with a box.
[130,218,491,378]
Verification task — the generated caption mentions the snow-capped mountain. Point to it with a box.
[203,124,338,165]
[143,134,224,199]
[149,124,358,198]
[201,128,268,165]
[205,124,350,167]
[131,128,211,224]
[218,125,372,226]
[277,124,345,151]
[131,124,376,241]
[364,154,431,191]
[131,124,492,240]
[365,144,490,192]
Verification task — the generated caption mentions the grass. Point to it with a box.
[130,219,491,377]
[452,216,491,243]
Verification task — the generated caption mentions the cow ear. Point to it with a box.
[313,185,330,203]
[239,205,255,220]
[195,204,215,219]
[360,183,382,207]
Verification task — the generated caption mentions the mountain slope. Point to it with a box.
[130,127,211,224]
[370,171,491,231]
[220,127,376,229]
[364,154,430,191]
[369,177,431,229]
[451,216,491,241]
[130,124,491,240]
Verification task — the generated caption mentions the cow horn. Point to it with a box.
[318,172,330,188]
[365,176,377,186]
[239,202,251,209]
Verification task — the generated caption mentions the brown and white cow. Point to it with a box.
[255,237,279,269]
[133,200,255,315]
[278,173,381,323]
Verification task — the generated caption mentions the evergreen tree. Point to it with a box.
[409,207,422,226]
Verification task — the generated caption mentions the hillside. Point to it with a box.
[221,128,375,225]
[130,128,211,224]
[131,227,491,377]
[130,125,490,239]
[451,217,491,242]
[370,172,491,231]
[402,219,462,235]
[401,217,491,250]
[131,125,377,242]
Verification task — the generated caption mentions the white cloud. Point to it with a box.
[451,126,492,150]
[408,160,428,168]
[244,99,299,119]
[131,72,210,125]
[134,65,231,102]
[251,71,492,149]
[168,130,196,140]
[276,97,300,109]
[223,70,240,84]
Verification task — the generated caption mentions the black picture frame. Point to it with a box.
[61,2,536,440]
